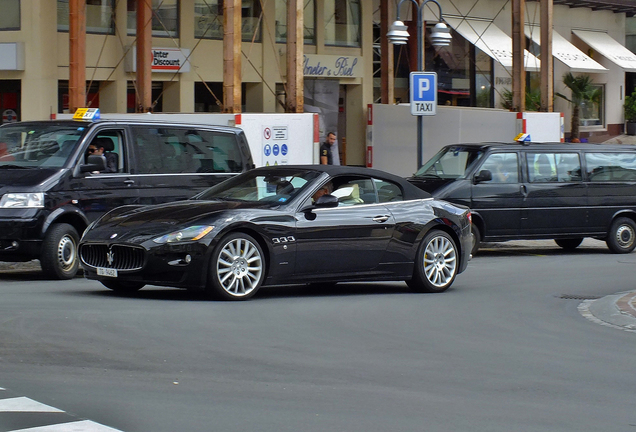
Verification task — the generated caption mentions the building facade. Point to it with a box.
[0,0,635,166]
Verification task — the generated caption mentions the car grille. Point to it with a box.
[80,244,145,270]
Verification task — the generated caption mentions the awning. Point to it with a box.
[444,17,540,72]
[525,25,607,73]
[572,29,636,72]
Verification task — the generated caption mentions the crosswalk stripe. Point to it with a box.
[8,420,123,432]
[0,397,64,413]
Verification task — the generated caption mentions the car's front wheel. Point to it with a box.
[606,217,636,254]
[471,224,481,255]
[208,232,265,300]
[40,223,80,280]
[407,230,458,293]
[555,238,583,250]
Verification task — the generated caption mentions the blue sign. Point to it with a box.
[264,144,271,156]
[281,144,288,156]
[409,72,437,116]
[273,144,280,156]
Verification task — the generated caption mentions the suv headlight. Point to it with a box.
[0,192,45,208]
[153,225,215,244]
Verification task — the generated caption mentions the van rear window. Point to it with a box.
[130,127,243,174]
[585,152,636,182]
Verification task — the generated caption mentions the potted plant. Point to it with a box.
[624,91,636,135]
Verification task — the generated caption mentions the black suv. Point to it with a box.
[408,142,636,254]
[0,119,254,279]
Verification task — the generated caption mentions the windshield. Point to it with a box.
[196,169,322,205]
[0,123,86,169]
[415,146,485,179]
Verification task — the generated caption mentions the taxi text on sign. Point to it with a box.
[409,72,437,116]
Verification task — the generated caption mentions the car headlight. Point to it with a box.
[153,225,215,244]
[0,192,44,208]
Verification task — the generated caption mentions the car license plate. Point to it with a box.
[97,267,118,278]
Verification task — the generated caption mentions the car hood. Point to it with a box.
[85,200,268,242]
[406,176,456,194]
[0,168,61,192]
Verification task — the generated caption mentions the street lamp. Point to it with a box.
[387,0,451,169]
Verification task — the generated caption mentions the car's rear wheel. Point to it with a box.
[101,280,145,293]
[606,217,636,254]
[208,232,265,300]
[40,223,80,280]
[407,230,458,293]
[554,238,583,250]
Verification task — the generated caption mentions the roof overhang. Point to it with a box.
[525,25,608,73]
[444,17,540,72]
[572,30,636,72]
[528,0,636,17]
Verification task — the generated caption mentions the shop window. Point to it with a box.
[194,0,262,42]
[127,0,178,38]
[0,0,19,30]
[58,0,114,34]
[324,0,360,47]
[274,0,315,44]
[579,84,604,127]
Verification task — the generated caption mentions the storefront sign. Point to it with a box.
[126,47,191,73]
[303,55,363,78]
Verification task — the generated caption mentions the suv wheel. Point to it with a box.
[606,217,636,254]
[40,223,80,280]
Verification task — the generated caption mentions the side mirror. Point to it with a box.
[474,169,492,183]
[314,194,339,208]
[80,154,107,173]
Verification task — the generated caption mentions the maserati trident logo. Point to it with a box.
[106,250,115,266]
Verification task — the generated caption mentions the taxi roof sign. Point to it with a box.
[514,133,531,142]
[73,108,101,121]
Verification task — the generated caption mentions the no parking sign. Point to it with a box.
[2,109,17,123]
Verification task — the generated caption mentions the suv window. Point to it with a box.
[527,153,581,183]
[480,153,519,183]
[130,126,243,174]
[586,152,636,181]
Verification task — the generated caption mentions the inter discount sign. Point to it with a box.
[410,72,437,116]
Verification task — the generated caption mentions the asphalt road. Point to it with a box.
[1,239,635,432]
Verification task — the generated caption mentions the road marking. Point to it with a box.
[8,420,123,432]
[0,388,125,432]
[0,397,64,413]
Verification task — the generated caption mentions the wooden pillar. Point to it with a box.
[136,0,153,112]
[69,0,86,113]
[540,0,553,112]
[512,0,525,112]
[223,0,242,113]
[380,0,394,104]
[286,0,303,113]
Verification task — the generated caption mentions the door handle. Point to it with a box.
[520,184,528,197]
[372,215,390,223]
[124,179,135,186]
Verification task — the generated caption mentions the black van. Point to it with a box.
[0,118,254,279]
[407,142,636,254]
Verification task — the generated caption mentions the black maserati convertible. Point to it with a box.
[79,165,472,300]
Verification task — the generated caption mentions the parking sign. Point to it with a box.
[410,72,437,116]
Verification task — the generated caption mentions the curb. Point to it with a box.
[578,291,636,332]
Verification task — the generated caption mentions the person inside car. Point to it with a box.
[87,138,117,173]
